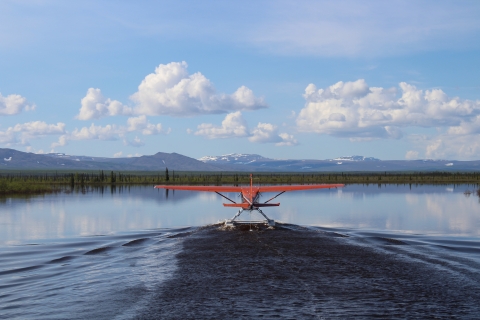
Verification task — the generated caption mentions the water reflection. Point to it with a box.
[0,184,479,244]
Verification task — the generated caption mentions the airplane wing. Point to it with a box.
[154,184,344,193]
[154,185,243,192]
[258,184,344,192]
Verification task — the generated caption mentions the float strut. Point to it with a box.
[225,209,244,226]
[257,208,275,227]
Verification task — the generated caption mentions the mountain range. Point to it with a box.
[1,148,480,172]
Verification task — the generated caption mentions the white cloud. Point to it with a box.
[297,80,480,140]
[127,153,142,158]
[0,92,35,115]
[123,136,145,147]
[70,123,121,140]
[0,130,15,144]
[50,115,169,150]
[195,111,249,139]
[405,150,419,160]
[127,115,166,135]
[113,151,123,158]
[248,122,298,146]
[77,62,266,119]
[51,123,122,149]
[0,121,65,146]
[130,62,267,116]
[276,133,298,147]
[51,135,68,149]
[195,113,298,146]
[77,88,132,120]
[249,122,281,144]
[12,121,65,135]
[416,134,480,160]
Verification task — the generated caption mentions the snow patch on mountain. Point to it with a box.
[198,153,271,164]
[331,155,380,162]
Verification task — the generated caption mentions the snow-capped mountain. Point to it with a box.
[198,153,271,164]
[331,156,380,161]
[199,153,380,164]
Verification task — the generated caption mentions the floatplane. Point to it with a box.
[154,174,344,227]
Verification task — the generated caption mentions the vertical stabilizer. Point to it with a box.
[250,174,253,202]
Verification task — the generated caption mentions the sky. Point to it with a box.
[1,0,480,161]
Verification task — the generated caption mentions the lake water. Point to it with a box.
[1,184,480,318]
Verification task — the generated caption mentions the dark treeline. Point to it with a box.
[2,169,480,195]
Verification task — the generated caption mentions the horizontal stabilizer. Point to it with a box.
[254,203,280,207]
[223,203,280,208]
[223,203,250,208]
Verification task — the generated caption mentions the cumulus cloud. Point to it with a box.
[51,114,169,149]
[51,123,122,148]
[0,92,35,115]
[296,79,480,140]
[249,122,298,146]
[112,61,268,118]
[70,123,121,140]
[194,111,249,139]
[276,133,298,147]
[412,133,480,160]
[131,62,267,116]
[127,115,167,135]
[127,153,142,158]
[77,62,266,119]
[123,136,145,147]
[405,150,419,160]
[113,151,123,158]
[0,121,65,146]
[249,123,281,143]
[12,121,65,135]
[0,130,15,144]
[25,147,45,154]
[195,112,297,146]
[76,88,132,120]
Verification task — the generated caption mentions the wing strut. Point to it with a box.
[264,191,285,204]
[214,191,237,204]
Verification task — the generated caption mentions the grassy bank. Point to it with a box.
[1,170,480,195]
[0,180,59,195]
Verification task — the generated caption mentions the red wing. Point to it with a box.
[258,184,344,192]
[154,185,243,192]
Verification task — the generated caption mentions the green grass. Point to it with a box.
[0,180,58,195]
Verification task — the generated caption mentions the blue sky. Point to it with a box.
[1,0,480,160]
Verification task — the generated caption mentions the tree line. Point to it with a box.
[2,169,480,195]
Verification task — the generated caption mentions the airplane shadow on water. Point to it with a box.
[137,223,480,319]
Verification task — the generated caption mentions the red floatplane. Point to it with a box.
[154,174,344,227]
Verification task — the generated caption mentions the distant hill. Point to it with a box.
[2,148,480,172]
[199,153,480,172]
[0,148,223,171]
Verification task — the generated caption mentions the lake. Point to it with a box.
[1,184,480,318]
